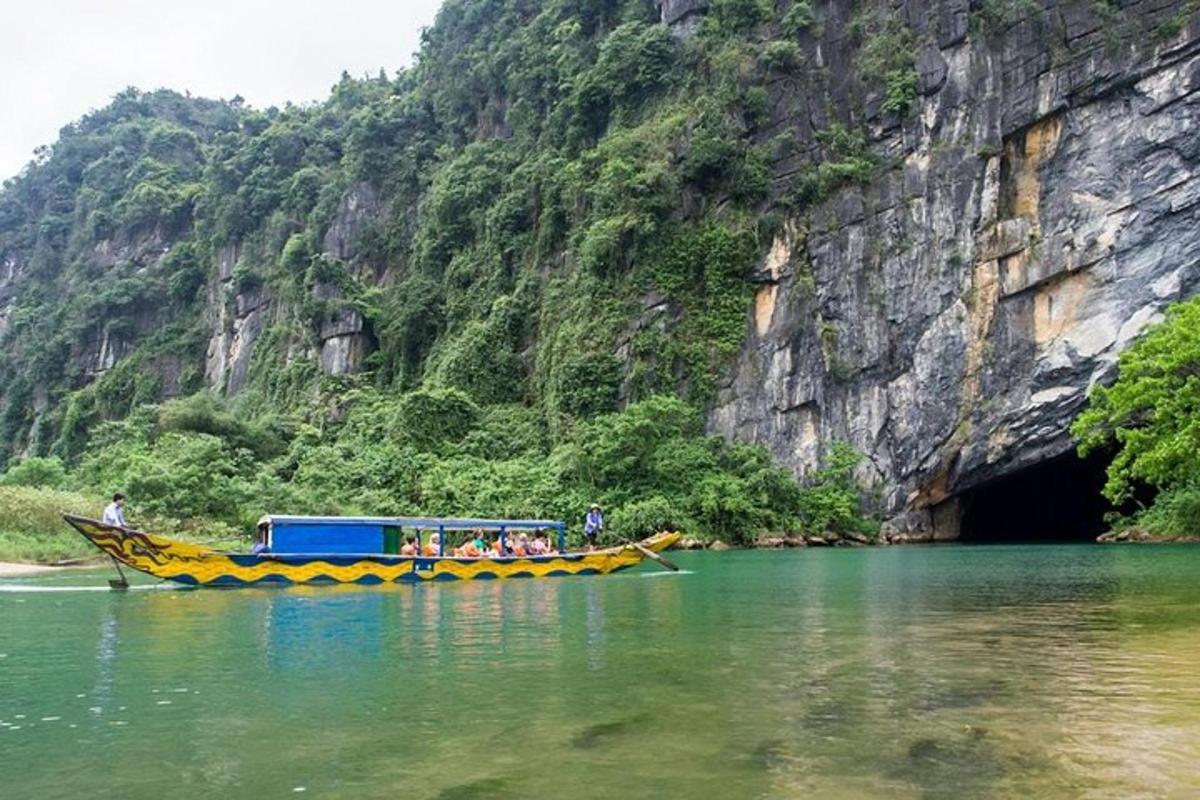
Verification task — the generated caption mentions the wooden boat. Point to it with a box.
[62,513,681,587]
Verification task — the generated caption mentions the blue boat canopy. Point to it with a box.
[258,515,567,556]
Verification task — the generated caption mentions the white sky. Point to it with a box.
[0,0,444,181]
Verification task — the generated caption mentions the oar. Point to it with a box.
[108,556,130,590]
[632,541,680,572]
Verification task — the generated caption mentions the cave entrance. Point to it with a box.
[957,451,1114,542]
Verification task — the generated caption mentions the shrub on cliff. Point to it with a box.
[1073,296,1200,535]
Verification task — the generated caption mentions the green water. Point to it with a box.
[2,546,1199,799]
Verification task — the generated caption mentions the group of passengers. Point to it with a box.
[397,529,558,559]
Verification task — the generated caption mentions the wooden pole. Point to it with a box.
[108,556,130,590]
[632,541,680,572]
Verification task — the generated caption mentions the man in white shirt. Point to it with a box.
[102,493,127,528]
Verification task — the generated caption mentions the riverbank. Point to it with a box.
[1098,530,1200,544]
[0,560,101,577]
[676,532,882,550]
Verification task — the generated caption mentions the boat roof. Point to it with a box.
[260,515,565,531]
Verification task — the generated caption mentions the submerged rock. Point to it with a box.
[570,712,650,750]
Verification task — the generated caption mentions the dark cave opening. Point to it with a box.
[957,451,1116,542]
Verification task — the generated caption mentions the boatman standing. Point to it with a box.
[584,504,604,551]
[102,493,127,528]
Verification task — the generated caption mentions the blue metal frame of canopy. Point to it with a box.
[261,515,567,556]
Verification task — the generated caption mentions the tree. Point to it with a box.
[1073,296,1200,533]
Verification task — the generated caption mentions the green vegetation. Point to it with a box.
[791,124,880,207]
[852,8,919,115]
[0,1,896,558]
[1072,296,1200,537]
[1151,0,1198,43]
[970,0,1041,37]
[0,392,874,558]
[0,486,106,563]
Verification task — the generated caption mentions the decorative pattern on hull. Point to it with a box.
[62,515,680,587]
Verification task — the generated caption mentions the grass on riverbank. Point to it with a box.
[0,485,249,564]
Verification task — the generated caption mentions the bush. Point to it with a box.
[707,0,771,34]
[610,495,686,539]
[431,320,523,404]
[157,393,286,460]
[0,456,69,488]
[163,242,206,303]
[798,441,873,535]
[855,12,918,116]
[882,69,919,115]
[461,404,549,459]
[592,22,675,105]
[1136,483,1200,537]
[565,395,704,489]
[792,124,878,207]
[0,485,109,562]
[782,1,815,36]
[760,40,803,72]
[79,431,257,526]
[553,351,622,419]
[693,473,760,544]
[392,387,481,451]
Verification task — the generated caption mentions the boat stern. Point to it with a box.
[641,531,683,553]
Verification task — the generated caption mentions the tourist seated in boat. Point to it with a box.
[422,533,440,557]
[512,533,529,557]
[455,532,485,558]
[400,535,418,556]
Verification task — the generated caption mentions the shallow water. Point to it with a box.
[2,545,1199,799]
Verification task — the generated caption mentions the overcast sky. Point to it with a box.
[0,0,444,181]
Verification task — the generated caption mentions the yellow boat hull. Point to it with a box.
[62,515,682,587]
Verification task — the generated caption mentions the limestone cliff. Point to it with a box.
[707,0,1200,538]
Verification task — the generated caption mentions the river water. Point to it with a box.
[1,545,1198,799]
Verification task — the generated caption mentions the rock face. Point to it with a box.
[204,181,386,388]
[709,2,1200,539]
[657,0,709,27]
[0,254,21,337]
[205,243,267,395]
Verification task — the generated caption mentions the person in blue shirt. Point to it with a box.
[584,504,604,551]
[102,493,127,528]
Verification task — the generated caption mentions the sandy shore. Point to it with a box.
[0,561,98,578]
